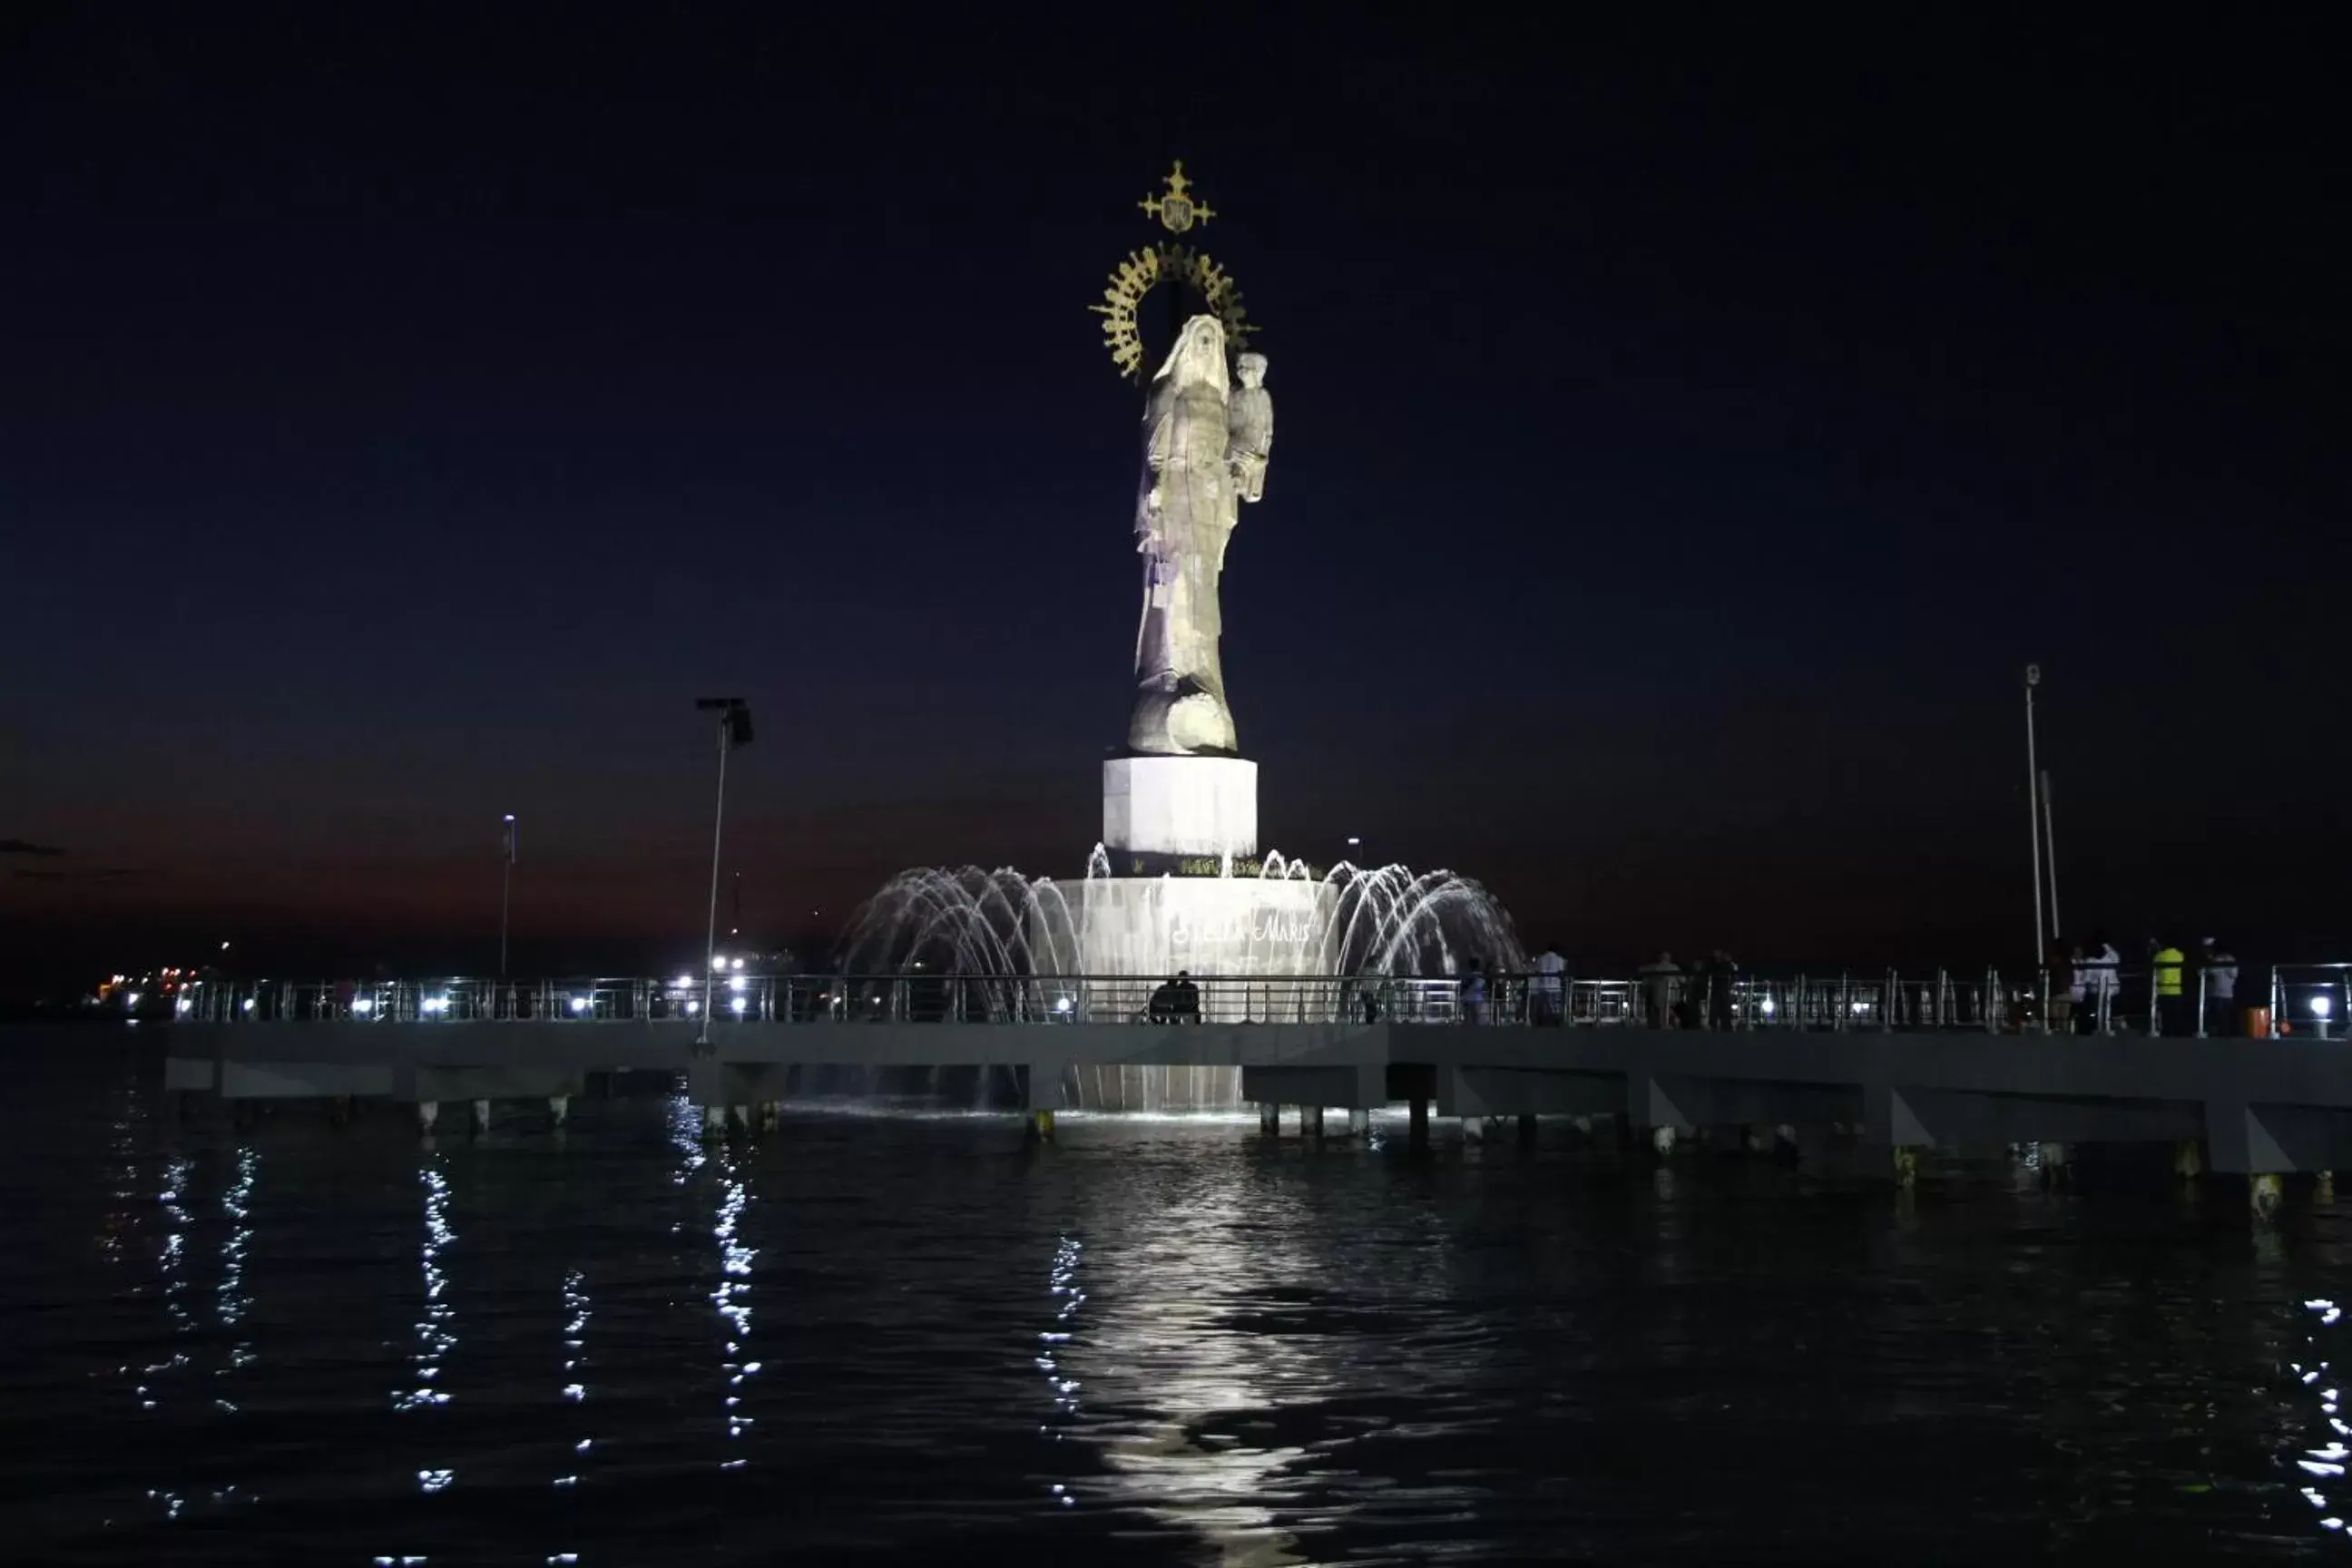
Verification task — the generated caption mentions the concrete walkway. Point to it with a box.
[162,1020,2352,1175]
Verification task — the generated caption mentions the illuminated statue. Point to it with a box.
[1128,316,1272,757]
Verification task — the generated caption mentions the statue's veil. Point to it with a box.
[1153,315,1230,399]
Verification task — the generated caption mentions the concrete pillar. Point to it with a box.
[1029,1108,1056,1142]
[1259,1103,1279,1136]
[470,1099,491,1137]
[548,1094,570,1128]
[1304,1106,1325,1139]
[1519,1114,1538,1147]
[1348,1108,1371,1138]
[417,1100,439,1135]
[2171,1139,2205,1180]
[1408,1097,1430,1149]
[2250,1171,2285,1220]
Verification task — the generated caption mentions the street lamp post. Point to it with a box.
[693,699,754,1049]
[2039,766,2062,939]
[499,813,516,977]
[2024,665,2044,962]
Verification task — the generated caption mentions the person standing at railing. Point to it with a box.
[2043,938,2076,1034]
[1530,942,1566,1025]
[1705,949,1738,1030]
[2200,938,2238,1037]
[1460,960,1490,1024]
[2151,938,2187,1035]
[2080,934,2121,1034]
[1638,952,1680,1029]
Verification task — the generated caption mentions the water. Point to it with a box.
[6,1030,2350,1563]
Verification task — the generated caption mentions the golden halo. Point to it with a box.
[1087,242,1252,379]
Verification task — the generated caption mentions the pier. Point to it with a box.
[155,967,2352,1183]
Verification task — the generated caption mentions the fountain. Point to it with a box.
[826,166,1525,1111]
[836,852,1523,1110]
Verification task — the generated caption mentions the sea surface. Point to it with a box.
[4,1027,2349,1563]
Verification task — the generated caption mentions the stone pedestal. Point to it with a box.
[1103,757,1257,860]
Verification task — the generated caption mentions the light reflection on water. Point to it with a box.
[2297,1296,2348,1531]
[712,1140,758,1460]
[5,1040,2352,1562]
[218,1147,256,1355]
[395,1161,456,1416]
[1073,1171,1321,1566]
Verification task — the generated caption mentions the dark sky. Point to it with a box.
[4,6,2345,986]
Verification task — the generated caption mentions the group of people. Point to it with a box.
[1144,971,1203,1024]
[1455,943,1573,1024]
[1450,946,1742,1028]
[2044,935,2237,1036]
[1144,936,2245,1035]
[1634,950,1740,1029]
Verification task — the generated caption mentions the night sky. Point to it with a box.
[4,8,2345,990]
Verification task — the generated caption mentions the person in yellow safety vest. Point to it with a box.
[2151,938,2187,1036]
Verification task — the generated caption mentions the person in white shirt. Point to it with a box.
[2200,937,2239,1037]
[2081,935,2122,1034]
[1531,943,1567,1025]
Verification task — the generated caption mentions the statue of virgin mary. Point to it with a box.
[1126,315,1270,757]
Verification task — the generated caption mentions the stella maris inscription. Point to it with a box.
[1116,852,1335,880]
[1164,906,1323,950]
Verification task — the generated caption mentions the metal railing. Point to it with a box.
[2270,965,2351,1043]
[160,963,2347,1037]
